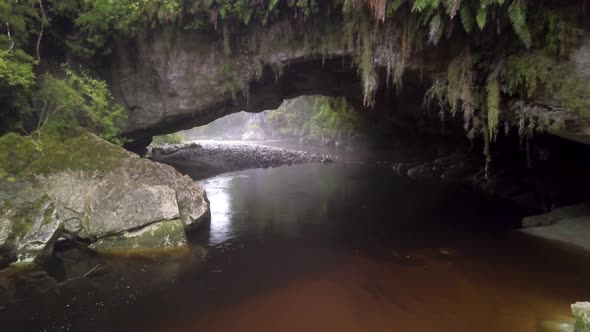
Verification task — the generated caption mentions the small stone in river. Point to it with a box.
[572,302,590,332]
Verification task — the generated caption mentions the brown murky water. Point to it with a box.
[1,163,590,332]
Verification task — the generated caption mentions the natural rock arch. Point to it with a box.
[108,20,590,152]
[108,19,451,149]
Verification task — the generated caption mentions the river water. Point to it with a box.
[2,161,590,331]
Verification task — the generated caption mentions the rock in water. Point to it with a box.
[89,219,187,252]
[572,302,590,332]
[0,132,210,266]
[0,195,63,264]
[31,134,209,238]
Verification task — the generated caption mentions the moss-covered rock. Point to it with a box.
[0,133,42,177]
[573,302,590,332]
[0,131,209,267]
[89,219,187,253]
[0,132,209,235]
[0,195,63,264]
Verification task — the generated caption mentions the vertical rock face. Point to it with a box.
[570,37,590,81]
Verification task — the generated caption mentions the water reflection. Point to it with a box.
[202,175,236,245]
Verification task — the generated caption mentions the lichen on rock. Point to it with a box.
[0,195,63,265]
[573,302,590,332]
[89,219,188,253]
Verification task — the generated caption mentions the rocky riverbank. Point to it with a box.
[150,141,334,180]
[391,135,590,215]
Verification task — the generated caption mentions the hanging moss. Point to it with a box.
[504,52,590,117]
[504,53,553,98]
[486,77,500,142]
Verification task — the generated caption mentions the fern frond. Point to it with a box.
[460,4,473,33]
[412,0,440,13]
[508,0,531,48]
[429,14,444,45]
[476,6,487,30]
[443,0,461,18]
[412,0,429,12]
[387,0,407,16]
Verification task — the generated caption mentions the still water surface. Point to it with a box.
[2,163,590,332]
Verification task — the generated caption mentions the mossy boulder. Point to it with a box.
[89,219,187,253]
[573,302,590,332]
[0,131,209,266]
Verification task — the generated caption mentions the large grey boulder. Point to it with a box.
[0,132,209,267]
[33,134,209,239]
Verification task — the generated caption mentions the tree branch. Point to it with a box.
[36,0,46,61]
[6,23,14,53]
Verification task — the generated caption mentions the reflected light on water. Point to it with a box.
[202,175,237,245]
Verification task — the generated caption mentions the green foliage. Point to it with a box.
[48,0,164,56]
[459,4,474,32]
[151,132,186,145]
[0,133,41,176]
[0,0,41,49]
[411,0,531,48]
[424,52,477,133]
[447,52,475,125]
[0,51,36,132]
[528,8,582,57]
[34,66,126,144]
[266,96,364,146]
[309,97,364,144]
[507,0,530,49]
[0,0,42,128]
[0,50,36,89]
[503,52,590,116]
[504,53,553,98]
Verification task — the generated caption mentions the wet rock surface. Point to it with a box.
[392,151,553,214]
[391,135,590,215]
[89,219,188,253]
[0,195,64,265]
[150,141,334,180]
